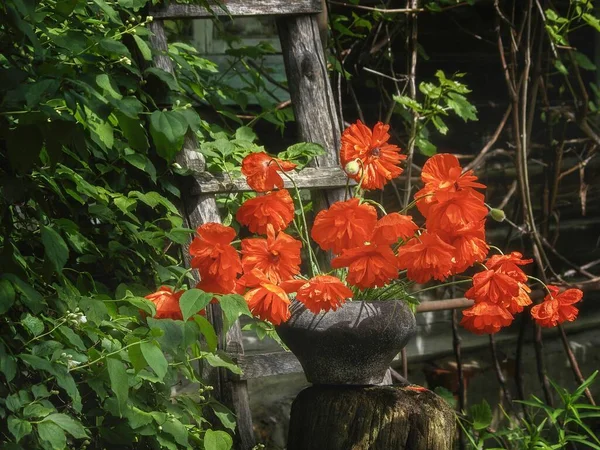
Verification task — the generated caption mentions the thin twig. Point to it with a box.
[558,324,596,405]
[489,334,514,409]
[328,1,424,13]
[452,309,466,450]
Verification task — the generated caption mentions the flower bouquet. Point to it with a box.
[145,120,584,384]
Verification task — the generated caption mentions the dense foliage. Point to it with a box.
[0,0,255,448]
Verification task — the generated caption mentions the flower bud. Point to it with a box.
[344,159,360,176]
[489,208,506,222]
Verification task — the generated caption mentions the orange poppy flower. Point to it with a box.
[241,152,296,193]
[486,252,533,284]
[420,153,485,201]
[245,284,291,325]
[197,275,236,295]
[236,189,295,235]
[460,302,514,334]
[331,244,399,289]
[425,189,488,232]
[296,275,353,314]
[239,269,303,325]
[311,198,378,254]
[396,232,456,284]
[145,286,184,320]
[340,120,406,190]
[531,286,583,328]
[443,221,489,273]
[371,213,419,246]
[241,225,302,284]
[189,223,242,283]
[507,284,533,314]
[464,270,521,307]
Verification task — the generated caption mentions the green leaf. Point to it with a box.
[415,135,437,156]
[218,294,251,330]
[37,422,67,450]
[180,289,212,321]
[470,400,492,430]
[133,35,152,60]
[140,342,168,380]
[162,417,188,447]
[22,314,44,337]
[107,358,129,417]
[99,38,130,56]
[44,413,88,439]
[3,275,43,313]
[554,59,569,75]
[582,13,600,32]
[41,225,69,272]
[210,402,236,432]
[572,51,596,71]
[92,0,122,23]
[203,352,242,375]
[0,279,15,314]
[58,326,85,351]
[194,315,218,353]
[234,126,256,142]
[145,68,180,91]
[277,142,325,170]
[149,110,189,161]
[204,429,233,450]
[446,92,478,121]
[8,416,32,442]
[23,403,54,419]
[127,340,147,373]
[96,74,122,100]
[0,346,17,382]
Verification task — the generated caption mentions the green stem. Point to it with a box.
[272,161,320,277]
[24,319,67,346]
[527,275,552,296]
[71,340,149,372]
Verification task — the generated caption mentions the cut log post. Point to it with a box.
[287,385,456,450]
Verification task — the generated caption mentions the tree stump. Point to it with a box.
[287,385,456,450]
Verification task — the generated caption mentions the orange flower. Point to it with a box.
[415,153,485,217]
[189,223,242,282]
[486,252,533,284]
[241,152,296,193]
[531,286,583,328]
[465,270,520,307]
[241,225,302,284]
[460,302,514,334]
[236,189,294,235]
[442,221,489,273]
[340,120,406,190]
[197,275,236,295]
[507,284,533,314]
[311,198,378,254]
[425,189,488,233]
[420,153,485,201]
[145,286,184,320]
[331,244,399,289]
[396,232,455,284]
[296,275,353,313]
[371,213,419,246]
[239,269,303,325]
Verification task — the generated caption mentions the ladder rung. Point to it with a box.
[191,167,353,194]
[152,0,322,19]
[235,351,302,380]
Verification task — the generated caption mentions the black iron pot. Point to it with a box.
[276,300,416,385]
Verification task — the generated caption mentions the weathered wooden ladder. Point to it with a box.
[148,1,348,447]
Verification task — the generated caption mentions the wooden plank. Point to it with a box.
[148,19,256,450]
[152,0,322,19]
[236,351,303,380]
[191,167,353,194]
[278,14,346,208]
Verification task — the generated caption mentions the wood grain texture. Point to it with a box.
[148,19,255,450]
[236,352,303,380]
[191,167,353,194]
[287,386,456,450]
[278,14,346,207]
[152,0,322,19]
